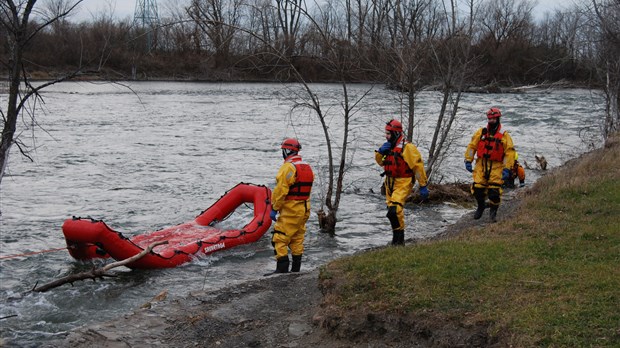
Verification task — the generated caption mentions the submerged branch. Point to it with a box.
[32,241,167,293]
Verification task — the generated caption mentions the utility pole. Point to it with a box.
[133,0,160,52]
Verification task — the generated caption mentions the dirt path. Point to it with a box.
[45,189,525,348]
[44,270,344,348]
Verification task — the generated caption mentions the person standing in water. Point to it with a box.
[375,119,429,245]
[268,138,314,274]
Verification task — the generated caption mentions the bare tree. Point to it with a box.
[243,1,371,234]
[187,0,245,69]
[275,0,306,56]
[0,0,84,188]
[158,4,196,53]
[383,0,437,141]
[243,0,271,52]
[590,0,620,140]
[424,0,480,181]
[479,0,535,49]
[476,0,536,83]
[531,7,587,82]
[365,0,478,181]
[280,3,372,235]
[182,1,370,234]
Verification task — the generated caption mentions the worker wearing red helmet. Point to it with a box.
[464,107,516,222]
[375,119,429,245]
[268,138,314,274]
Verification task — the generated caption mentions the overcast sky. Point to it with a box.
[70,0,572,23]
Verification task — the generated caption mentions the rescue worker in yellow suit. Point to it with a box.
[268,138,314,274]
[375,119,429,245]
[464,107,516,222]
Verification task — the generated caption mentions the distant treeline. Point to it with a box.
[4,0,612,87]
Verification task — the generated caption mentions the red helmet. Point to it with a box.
[281,138,301,151]
[385,119,403,132]
[486,107,502,119]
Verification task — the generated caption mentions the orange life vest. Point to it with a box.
[511,161,526,181]
[285,155,313,200]
[476,127,505,162]
[382,137,414,178]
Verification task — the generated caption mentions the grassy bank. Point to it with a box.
[319,134,619,347]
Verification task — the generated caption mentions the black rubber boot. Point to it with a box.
[474,206,485,220]
[291,255,302,272]
[264,256,289,276]
[489,206,498,222]
[393,230,405,246]
[386,206,400,230]
[488,189,501,223]
[275,256,290,273]
[473,188,486,220]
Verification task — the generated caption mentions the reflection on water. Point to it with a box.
[0,82,604,346]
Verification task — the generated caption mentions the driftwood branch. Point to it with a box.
[32,241,168,293]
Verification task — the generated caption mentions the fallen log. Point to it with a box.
[32,241,168,293]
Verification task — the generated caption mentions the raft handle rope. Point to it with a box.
[0,246,68,260]
[0,216,111,260]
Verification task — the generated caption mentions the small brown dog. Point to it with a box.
[535,155,548,170]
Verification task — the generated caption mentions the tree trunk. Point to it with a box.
[1,0,84,187]
[317,209,337,234]
[0,0,32,187]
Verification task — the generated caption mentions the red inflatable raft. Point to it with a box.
[62,183,272,269]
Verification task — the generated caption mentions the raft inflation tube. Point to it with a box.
[62,183,272,269]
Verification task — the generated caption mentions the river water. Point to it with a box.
[0,82,604,346]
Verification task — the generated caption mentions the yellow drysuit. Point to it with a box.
[374,142,428,232]
[464,127,515,206]
[465,126,515,212]
[271,159,313,259]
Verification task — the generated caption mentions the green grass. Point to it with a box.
[320,134,620,347]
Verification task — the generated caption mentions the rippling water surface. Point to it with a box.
[0,82,604,346]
